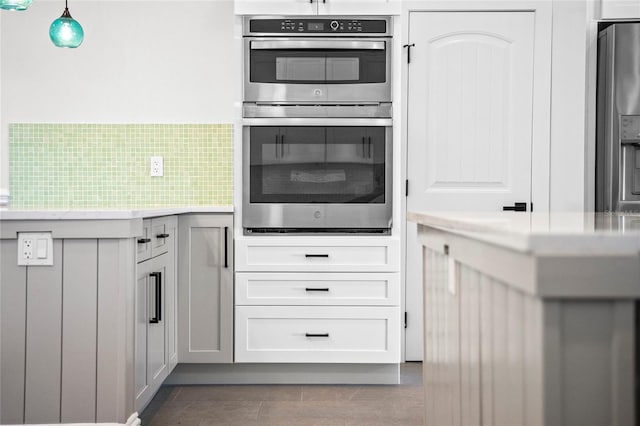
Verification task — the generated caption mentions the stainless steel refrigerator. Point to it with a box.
[596,22,640,212]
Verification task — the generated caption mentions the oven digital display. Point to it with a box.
[308,22,324,31]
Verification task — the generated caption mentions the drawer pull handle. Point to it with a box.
[156,233,170,239]
[305,333,329,338]
[137,238,151,244]
[305,288,330,292]
[305,254,329,258]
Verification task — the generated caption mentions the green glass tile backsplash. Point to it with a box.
[9,124,233,208]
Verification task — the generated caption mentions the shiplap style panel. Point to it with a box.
[0,240,27,424]
[61,239,98,423]
[523,295,544,426]
[24,239,63,424]
[97,239,134,423]
[459,265,481,425]
[479,274,494,426]
[506,287,525,425]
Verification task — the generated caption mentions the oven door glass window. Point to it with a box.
[250,126,386,203]
[250,46,386,84]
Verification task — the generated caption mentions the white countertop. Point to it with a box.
[0,206,233,220]
[407,211,640,255]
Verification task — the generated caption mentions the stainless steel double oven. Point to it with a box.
[242,16,393,233]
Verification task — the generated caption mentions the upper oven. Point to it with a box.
[243,16,392,109]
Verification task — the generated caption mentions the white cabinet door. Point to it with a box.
[134,260,152,411]
[405,10,551,361]
[234,0,399,15]
[600,0,640,19]
[178,214,233,363]
[318,0,400,15]
[234,0,317,15]
[146,256,167,387]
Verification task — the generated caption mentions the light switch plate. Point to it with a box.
[17,232,53,266]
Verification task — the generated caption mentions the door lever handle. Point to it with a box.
[503,202,527,212]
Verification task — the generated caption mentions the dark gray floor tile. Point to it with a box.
[301,385,361,401]
[173,385,303,401]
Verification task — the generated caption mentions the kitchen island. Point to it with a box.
[408,211,640,426]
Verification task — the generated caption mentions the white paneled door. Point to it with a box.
[405,11,544,360]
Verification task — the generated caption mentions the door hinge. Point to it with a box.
[404,311,408,329]
[405,179,409,197]
[403,43,415,64]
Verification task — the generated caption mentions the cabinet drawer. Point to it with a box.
[236,272,400,306]
[151,221,169,257]
[137,216,176,263]
[136,220,152,262]
[236,238,400,272]
[235,306,400,363]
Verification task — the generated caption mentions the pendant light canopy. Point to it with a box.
[49,0,84,48]
[0,0,32,11]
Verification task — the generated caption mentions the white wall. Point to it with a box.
[0,0,237,194]
[549,0,594,212]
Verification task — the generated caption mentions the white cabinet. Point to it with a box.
[134,216,177,413]
[600,0,640,18]
[178,214,233,363]
[234,0,400,16]
[235,306,400,363]
[235,236,401,363]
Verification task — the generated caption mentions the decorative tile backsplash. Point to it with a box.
[9,124,233,209]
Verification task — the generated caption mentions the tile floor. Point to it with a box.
[141,362,424,426]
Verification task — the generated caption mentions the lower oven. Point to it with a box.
[242,119,392,233]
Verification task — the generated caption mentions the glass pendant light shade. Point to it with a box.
[49,2,84,48]
[0,0,32,11]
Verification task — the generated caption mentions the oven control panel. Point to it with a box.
[248,18,388,35]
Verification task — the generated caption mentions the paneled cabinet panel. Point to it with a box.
[236,237,399,272]
[235,306,400,363]
[134,216,177,413]
[178,214,233,363]
[234,0,400,16]
[236,272,400,305]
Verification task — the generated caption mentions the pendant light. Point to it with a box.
[0,0,32,11]
[49,0,84,48]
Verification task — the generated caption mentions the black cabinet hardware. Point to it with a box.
[502,202,527,212]
[305,288,330,292]
[305,333,329,337]
[362,137,366,157]
[305,254,329,258]
[224,226,229,268]
[275,134,279,158]
[149,272,162,323]
[405,179,409,196]
[443,244,449,255]
[403,43,416,64]
[281,135,285,157]
[137,238,151,244]
[156,233,170,239]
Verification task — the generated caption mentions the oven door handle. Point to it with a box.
[250,40,385,50]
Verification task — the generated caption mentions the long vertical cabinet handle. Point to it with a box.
[149,272,162,323]
[224,226,229,268]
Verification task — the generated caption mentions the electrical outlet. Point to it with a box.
[150,156,164,177]
[17,232,53,266]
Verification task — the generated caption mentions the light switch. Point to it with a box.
[17,232,53,266]
[37,239,48,258]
